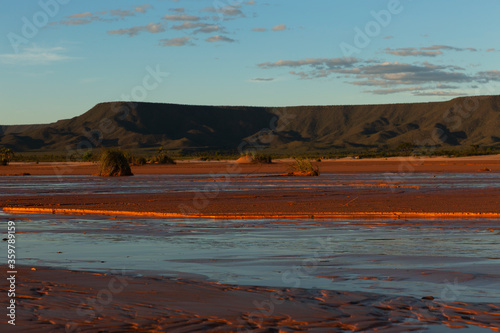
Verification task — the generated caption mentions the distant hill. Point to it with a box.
[1,95,500,153]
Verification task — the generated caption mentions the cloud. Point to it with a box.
[56,5,151,26]
[109,9,135,19]
[134,4,152,13]
[108,23,166,37]
[487,48,496,52]
[383,35,394,39]
[477,70,500,81]
[206,35,235,43]
[171,22,207,30]
[194,25,225,34]
[272,24,286,31]
[385,47,442,57]
[245,1,256,4]
[413,90,466,96]
[365,86,423,95]
[160,36,193,47]
[202,5,244,17]
[0,46,75,65]
[347,62,472,86]
[59,18,98,25]
[251,78,274,82]
[385,45,478,57]
[258,56,494,96]
[421,45,477,52]
[163,14,202,21]
[252,28,267,32]
[67,12,93,18]
[258,57,359,69]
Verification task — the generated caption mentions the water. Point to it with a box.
[1,173,500,196]
[1,212,499,303]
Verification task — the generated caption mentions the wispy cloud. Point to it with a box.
[193,25,225,34]
[413,90,467,96]
[171,22,208,30]
[108,23,166,37]
[202,5,244,18]
[206,35,235,43]
[163,14,202,21]
[251,77,275,82]
[386,45,478,57]
[258,57,359,69]
[134,4,152,13]
[0,46,76,65]
[385,47,442,57]
[67,12,93,18]
[272,24,286,31]
[160,37,194,47]
[56,5,153,26]
[477,70,500,81]
[258,56,496,96]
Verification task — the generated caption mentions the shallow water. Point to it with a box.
[1,172,500,196]
[1,211,499,303]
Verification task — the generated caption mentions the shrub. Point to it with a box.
[98,149,133,176]
[0,147,14,166]
[288,158,319,176]
[153,146,176,165]
[133,156,147,166]
[252,153,272,164]
[82,150,94,162]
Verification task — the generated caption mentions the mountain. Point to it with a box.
[1,95,500,153]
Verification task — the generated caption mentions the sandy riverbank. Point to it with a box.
[1,155,500,176]
[1,266,499,332]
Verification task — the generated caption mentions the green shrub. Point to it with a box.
[82,150,94,162]
[0,147,14,166]
[98,149,133,176]
[290,158,319,176]
[153,146,176,164]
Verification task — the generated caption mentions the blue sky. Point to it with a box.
[1,0,499,125]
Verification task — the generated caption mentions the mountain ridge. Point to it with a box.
[1,95,499,153]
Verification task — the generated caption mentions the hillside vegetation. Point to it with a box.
[1,95,499,154]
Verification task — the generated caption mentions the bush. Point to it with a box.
[133,156,147,166]
[153,146,176,165]
[252,153,272,164]
[0,147,14,166]
[287,158,319,176]
[82,150,94,162]
[98,149,133,176]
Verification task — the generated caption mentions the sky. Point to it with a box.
[1,0,499,125]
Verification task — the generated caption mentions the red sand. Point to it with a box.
[2,156,500,331]
[1,156,500,219]
[2,155,500,176]
[1,266,499,332]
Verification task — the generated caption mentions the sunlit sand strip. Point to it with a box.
[3,207,500,220]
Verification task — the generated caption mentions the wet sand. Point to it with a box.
[2,156,500,331]
[1,266,499,333]
[2,155,500,176]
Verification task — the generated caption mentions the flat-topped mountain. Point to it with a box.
[1,95,500,153]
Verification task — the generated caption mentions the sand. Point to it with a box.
[2,155,500,176]
[1,156,500,331]
[1,266,499,332]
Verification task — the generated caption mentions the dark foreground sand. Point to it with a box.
[1,266,499,332]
